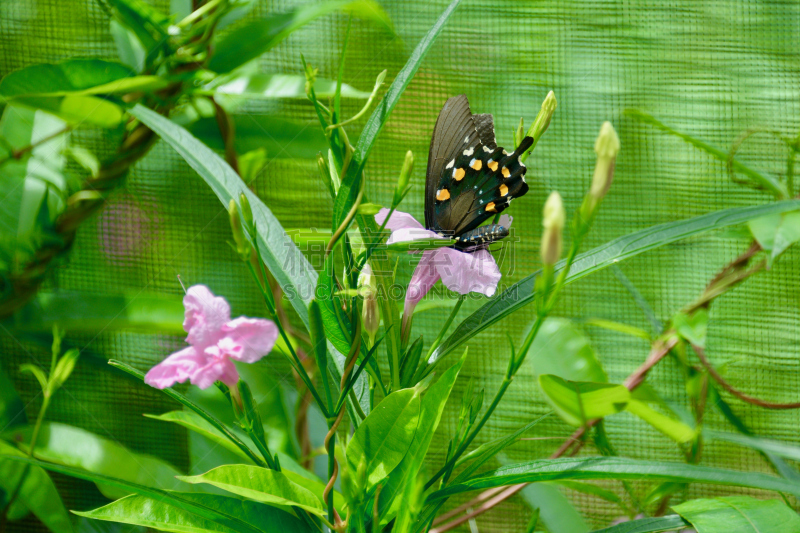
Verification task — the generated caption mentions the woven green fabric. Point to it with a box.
[2,1,799,531]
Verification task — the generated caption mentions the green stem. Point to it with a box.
[326,429,336,524]
[425,296,465,362]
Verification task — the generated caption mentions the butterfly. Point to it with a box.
[425,95,533,250]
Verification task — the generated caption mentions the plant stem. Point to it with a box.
[0,126,72,166]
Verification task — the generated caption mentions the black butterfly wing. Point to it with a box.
[473,113,497,150]
[433,136,533,236]
[425,95,480,230]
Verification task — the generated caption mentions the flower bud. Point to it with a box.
[228,199,249,257]
[540,191,565,266]
[515,117,525,149]
[590,121,620,200]
[317,153,335,198]
[358,264,380,345]
[239,193,254,232]
[393,150,414,207]
[522,90,557,161]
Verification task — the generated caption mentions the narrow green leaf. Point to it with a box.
[347,386,422,492]
[590,515,689,533]
[550,480,624,505]
[108,360,264,467]
[332,0,462,228]
[1,456,262,533]
[2,422,185,500]
[627,109,789,198]
[378,353,467,523]
[705,430,800,462]
[427,457,800,502]
[208,72,371,100]
[209,0,392,73]
[145,410,254,463]
[0,441,73,533]
[308,300,332,412]
[673,496,800,533]
[538,375,630,427]
[0,60,133,97]
[626,400,696,444]
[110,19,146,72]
[106,0,170,69]
[430,200,800,366]
[518,482,590,533]
[178,465,325,516]
[19,364,49,392]
[74,491,311,533]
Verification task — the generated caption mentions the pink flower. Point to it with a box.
[145,285,278,390]
[375,208,507,319]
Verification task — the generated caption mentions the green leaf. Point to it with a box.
[0,440,73,533]
[332,0,462,229]
[1,455,262,533]
[50,348,79,390]
[672,308,708,347]
[308,301,332,412]
[177,465,325,516]
[518,483,590,533]
[705,430,800,462]
[209,0,393,73]
[108,360,264,467]
[208,72,371,100]
[538,375,630,427]
[590,515,689,533]
[430,200,800,367]
[672,496,800,533]
[145,410,254,463]
[626,109,790,199]
[74,491,311,533]
[550,480,624,505]
[0,365,26,429]
[19,364,49,392]
[106,0,170,70]
[2,422,186,500]
[7,291,185,335]
[749,211,800,266]
[188,115,327,160]
[427,457,800,502]
[626,400,696,444]
[377,353,466,523]
[110,20,146,72]
[525,318,608,382]
[10,95,123,128]
[347,386,422,492]
[0,60,133,97]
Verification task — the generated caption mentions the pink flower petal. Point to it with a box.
[386,227,443,246]
[144,346,207,389]
[183,285,231,347]
[192,353,240,389]
[375,208,424,232]
[221,317,279,363]
[435,248,501,297]
[403,249,443,317]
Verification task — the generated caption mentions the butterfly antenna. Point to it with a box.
[177,274,187,294]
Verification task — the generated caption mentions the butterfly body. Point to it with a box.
[425,95,532,250]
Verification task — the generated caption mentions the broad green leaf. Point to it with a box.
[538,375,630,427]
[177,465,325,516]
[2,423,186,500]
[11,95,123,128]
[0,440,74,533]
[209,0,393,73]
[518,482,590,533]
[332,0,462,228]
[627,109,789,199]
[427,457,800,502]
[127,106,368,419]
[378,354,467,523]
[208,72,370,100]
[673,496,800,533]
[749,211,800,266]
[626,400,696,444]
[347,386,422,491]
[188,115,327,160]
[74,491,311,533]
[106,0,171,70]
[672,308,708,347]
[110,20,146,72]
[0,60,133,97]
[430,200,800,367]
[7,291,184,335]
[591,515,689,533]
[0,364,27,429]
[1,456,262,533]
[109,360,264,467]
[525,318,608,382]
[145,410,253,463]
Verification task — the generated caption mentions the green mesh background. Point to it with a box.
[2,0,800,531]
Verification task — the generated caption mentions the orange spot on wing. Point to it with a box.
[500,184,508,196]
[486,202,496,212]
[488,160,499,171]
[501,167,510,178]
[470,159,483,171]
[436,189,451,201]
[454,168,466,181]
